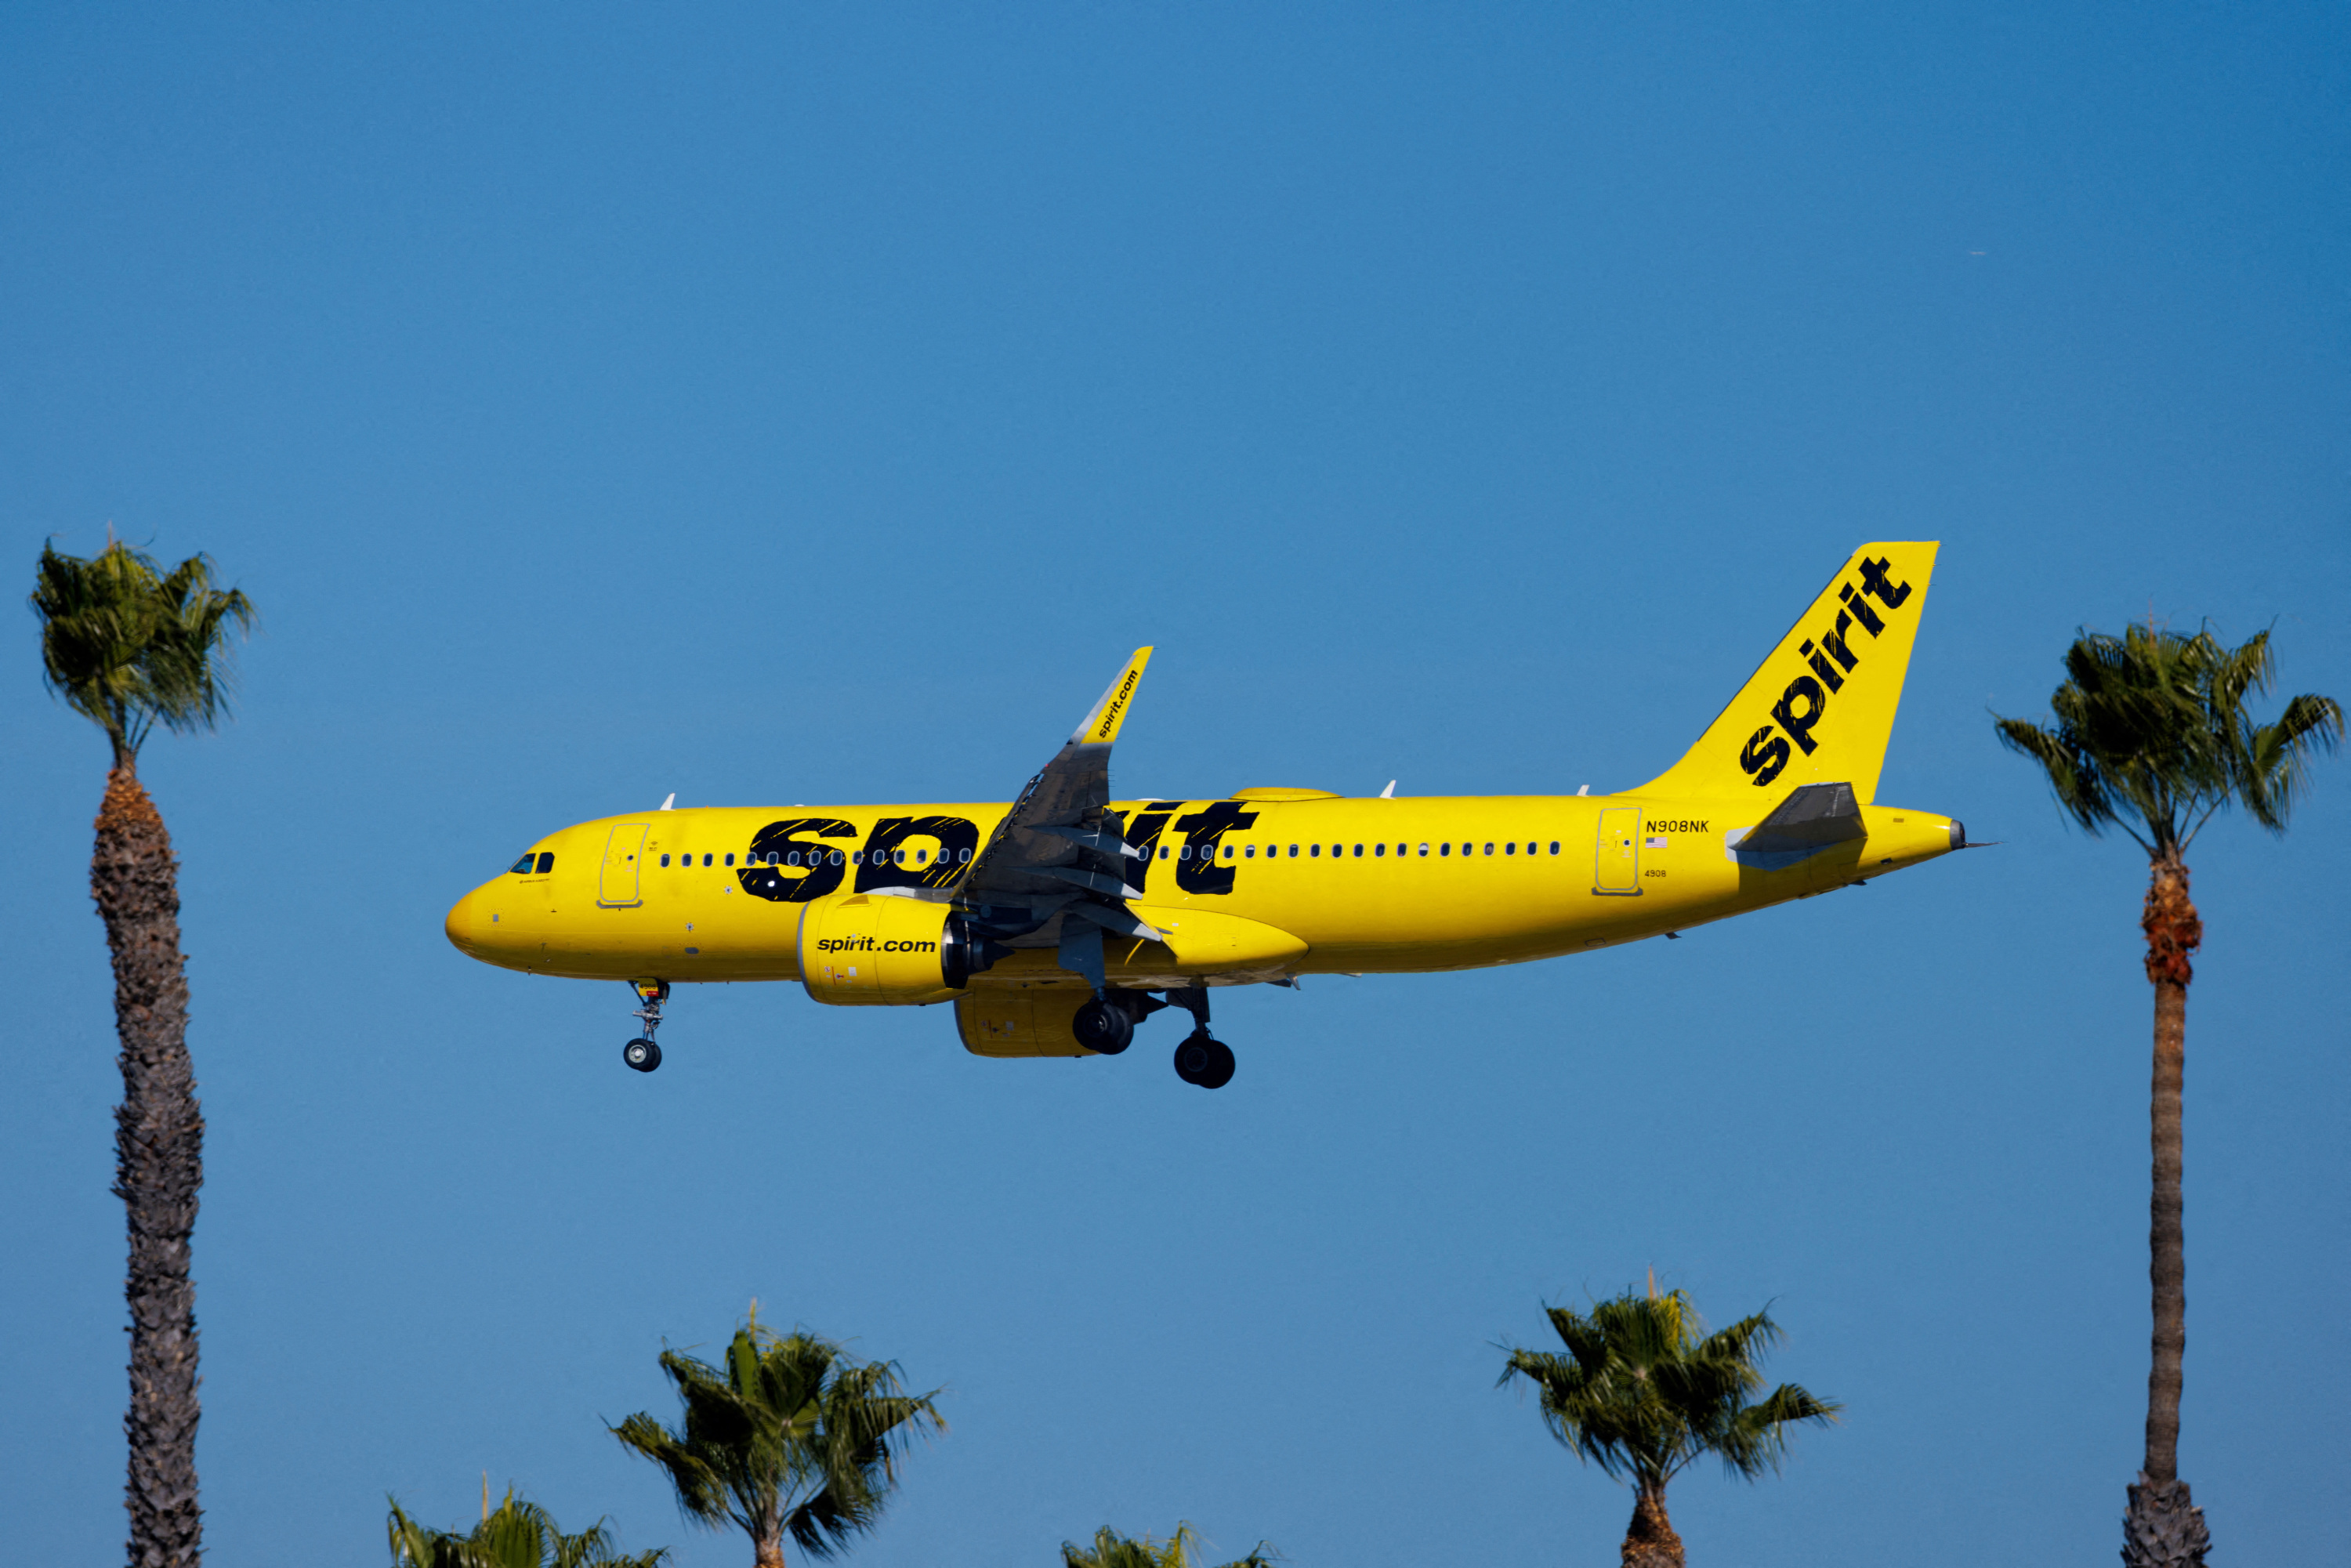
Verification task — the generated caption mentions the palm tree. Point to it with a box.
[387,1486,670,1568]
[31,537,252,1568]
[610,1307,945,1568]
[1059,1523,1279,1568]
[1498,1282,1838,1568]
[1996,622,2339,1566]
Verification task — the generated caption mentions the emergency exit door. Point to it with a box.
[1593,807,1642,895]
[599,824,648,907]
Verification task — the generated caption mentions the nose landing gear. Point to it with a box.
[624,979,668,1072]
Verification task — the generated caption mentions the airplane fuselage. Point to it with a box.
[444,788,1963,987]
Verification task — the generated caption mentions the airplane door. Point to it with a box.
[599,824,648,907]
[1593,807,1641,895]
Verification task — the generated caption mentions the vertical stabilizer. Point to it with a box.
[1636,542,1938,803]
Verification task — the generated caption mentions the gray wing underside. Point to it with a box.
[955,654,1161,965]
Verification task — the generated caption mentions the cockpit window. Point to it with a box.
[510,853,537,874]
[535,852,554,875]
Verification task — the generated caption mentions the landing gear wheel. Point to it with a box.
[1071,997,1135,1056]
[1173,1032,1234,1089]
[623,1037,662,1073]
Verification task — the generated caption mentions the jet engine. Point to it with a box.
[796,894,1005,1005]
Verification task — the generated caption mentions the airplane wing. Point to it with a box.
[954,647,1159,991]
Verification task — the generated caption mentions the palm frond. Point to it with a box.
[1500,1286,1836,1492]
[614,1311,944,1563]
[1996,621,2337,854]
[2235,690,2345,832]
[1061,1523,1204,1568]
[30,538,254,762]
[386,1488,668,1568]
[1708,1381,1842,1479]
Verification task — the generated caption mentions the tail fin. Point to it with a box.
[1636,542,1939,803]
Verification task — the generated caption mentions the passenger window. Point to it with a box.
[1417,843,1429,856]
[1288,844,1299,857]
[1549,841,1561,855]
[1440,842,1451,856]
[1223,846,1233,859]
[1244,845,1256,858]
[511,854,536,874]
[1159,846,1169,860]
[915,849,928,863]
[659,853,671,867]
[1375,843,1386,856]
[1483,842,1494,856]
[1310,844,1320,857]
[1353,844,1364,856]
[724,853,736,867]
[535,852,554,875]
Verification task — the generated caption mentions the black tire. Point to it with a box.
[1071,997,1134,1056]
[1172,1031,1216,1085]
[623,1037,662,1073]
[1198,1038,1236,1090]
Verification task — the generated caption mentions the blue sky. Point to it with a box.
[3,4,2346,1564]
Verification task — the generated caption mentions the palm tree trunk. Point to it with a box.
[1620,1481,1684,1568]
[2121,853,2208,1567]
[753,1530,785,1568]
[92,762,205,1568]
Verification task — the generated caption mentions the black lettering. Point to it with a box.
[1858,556,1911,609]
[857,815,981,892]
[1838,582,1886,636]
[1820,608,1860,672]
[1172,801,1262,894]
[1771,674,1828,755]
[1740,726,1791,786]
[741,818,857,902]
[1800,639,1846,693]
[1122,809,1176,893]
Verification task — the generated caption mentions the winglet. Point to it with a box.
[1071,646,1154,746]
[659,792,676,811]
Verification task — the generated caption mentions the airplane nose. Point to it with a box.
[445,888,482,954]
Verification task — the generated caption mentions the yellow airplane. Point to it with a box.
[445,541,1963,1087]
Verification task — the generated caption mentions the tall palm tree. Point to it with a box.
[31,538,252,1568]
[1498,1283,1838,1568]
[1060,1523,1279,1568]
[1996,622,2339,1566]
[387,1487,670,1568]
[610,1307,945,1568]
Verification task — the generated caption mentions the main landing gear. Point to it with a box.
[623,979,668,1072]
[1071,994,1135,1056]
[1070,986,1233,1088]
[1167,986,1234,1090]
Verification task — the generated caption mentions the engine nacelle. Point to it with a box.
[797,894,996,1005]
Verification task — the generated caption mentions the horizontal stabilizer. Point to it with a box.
[1730,782,1865,856]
